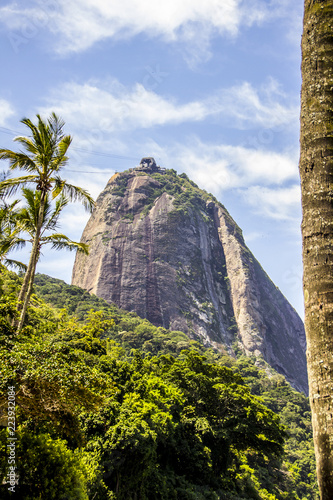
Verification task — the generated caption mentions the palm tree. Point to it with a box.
[299,1,333,498]
[14,188,88,331]
[0,113,94,330]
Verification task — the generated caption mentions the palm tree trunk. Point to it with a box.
[16,246,40,332]
[15,191,46,332]
[299,1,333,498]
[16,244,36,308]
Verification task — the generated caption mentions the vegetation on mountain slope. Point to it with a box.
[0,267,318,499]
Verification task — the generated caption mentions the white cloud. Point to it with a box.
[39,78,297,144]
[214,79,299,129]
[0,98,15,126]
[239,184,301,219]
[35,77,300,222]
[147,139,299,193]
[0,0,298,57]
[242,231,266,243]
[42,81,208,133]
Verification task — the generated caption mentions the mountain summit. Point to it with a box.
[72,159,308,393]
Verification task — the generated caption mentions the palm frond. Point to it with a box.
[0,235,27,257]
[48,113,66,141]
[0,195,27,255]
[19,116,56,172]
[0,149,37,172]
[0,170,9,182]
[39,115,55,162]
[58,135,72,156]
[13,136,39,157]
[10,237,27,252]
[41,233,89,254]
[19,188,54,235]
[0,199,20,221]
[4,258,27,272]
[21,187,41,213]
[51,135,72,171]
[6,199,21,211]
[21,116,44,153]
[20,116,38,134]
[43,195,69,232]
[0,175,38,196]
[51,176,65,198]
[53,177,95,212]
[17,207,35,235]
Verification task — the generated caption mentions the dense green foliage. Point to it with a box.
[110,168,241,232]
[0,268,318,499]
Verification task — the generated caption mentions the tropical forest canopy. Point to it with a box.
[0,267,318,499]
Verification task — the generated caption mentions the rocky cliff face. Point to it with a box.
[72,158,308,393]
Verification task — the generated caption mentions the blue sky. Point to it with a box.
[0,0,305,317]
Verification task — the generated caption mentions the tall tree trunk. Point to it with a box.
[299,1,333,498]
[16,243,37,309]
[15,191,46,332]
[16,245,40,332]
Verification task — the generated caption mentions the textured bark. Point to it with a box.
[299,1,333,497]
[72,166,308,394]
